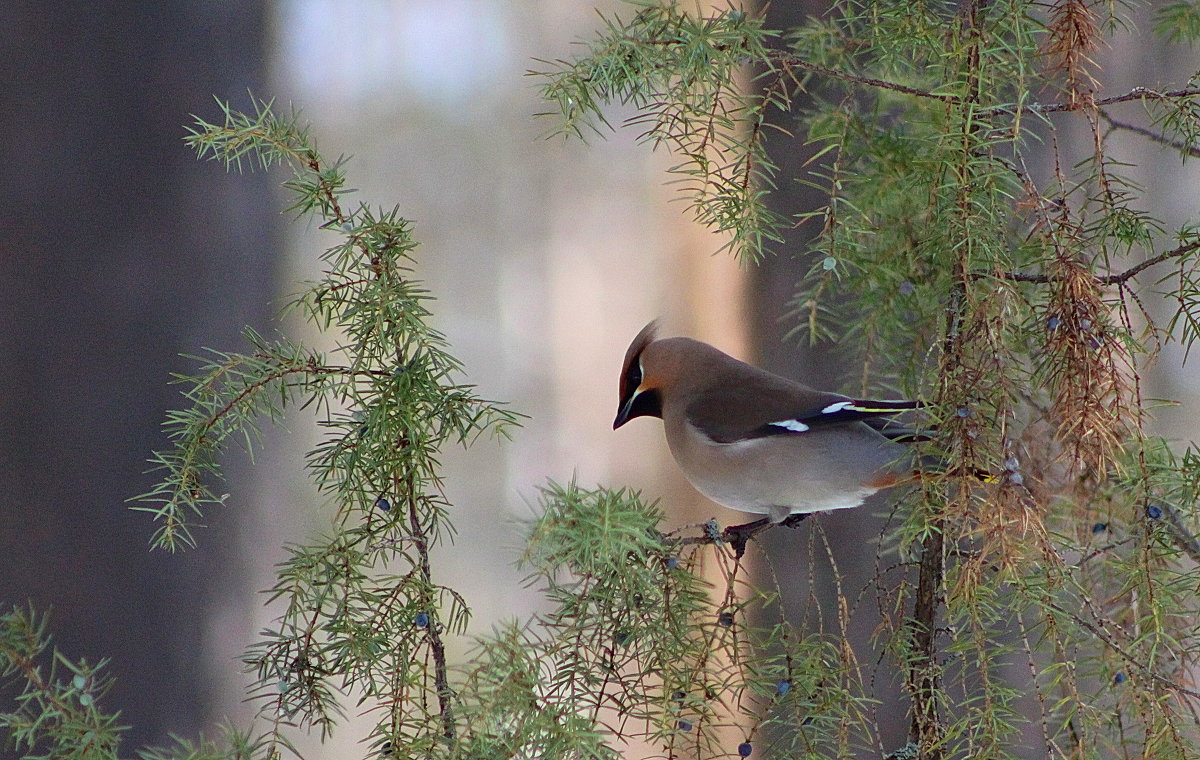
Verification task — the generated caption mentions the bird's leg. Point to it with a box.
[779,513,810,529]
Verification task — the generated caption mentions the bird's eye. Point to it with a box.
[625,359,643,392]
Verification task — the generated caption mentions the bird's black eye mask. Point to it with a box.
[629,386,662,420]
[616,357,663,424]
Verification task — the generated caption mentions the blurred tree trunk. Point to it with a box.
[751,2,911,749]
[0,2,272,752]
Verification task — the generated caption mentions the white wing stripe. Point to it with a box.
[769,420,810,433]
[821,401,853,414]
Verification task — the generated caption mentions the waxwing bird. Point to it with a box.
[613,321,922,526]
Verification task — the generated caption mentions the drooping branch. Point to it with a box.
[981,86,1200,117]
[1037,596,1200,703]
[973,239,1200,286]
[766,48,1200,120]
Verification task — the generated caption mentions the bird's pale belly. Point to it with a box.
[684,462,879,517]
[668,418,898,521]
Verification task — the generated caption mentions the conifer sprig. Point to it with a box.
[136,97,524,756]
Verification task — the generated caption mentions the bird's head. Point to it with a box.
[614,320,665,429]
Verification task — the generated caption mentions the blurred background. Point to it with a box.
[1,1,1196,758]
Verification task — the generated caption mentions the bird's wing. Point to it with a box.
[687,383,921,444]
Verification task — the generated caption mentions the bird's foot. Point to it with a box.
[723,513,810,557]
[724,517,769,558]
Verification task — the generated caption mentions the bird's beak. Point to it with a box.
[613,397,634,429]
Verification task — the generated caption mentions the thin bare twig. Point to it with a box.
[1164,503,1200,565]
[766,50,959,104]
[1101,111,1200,158]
